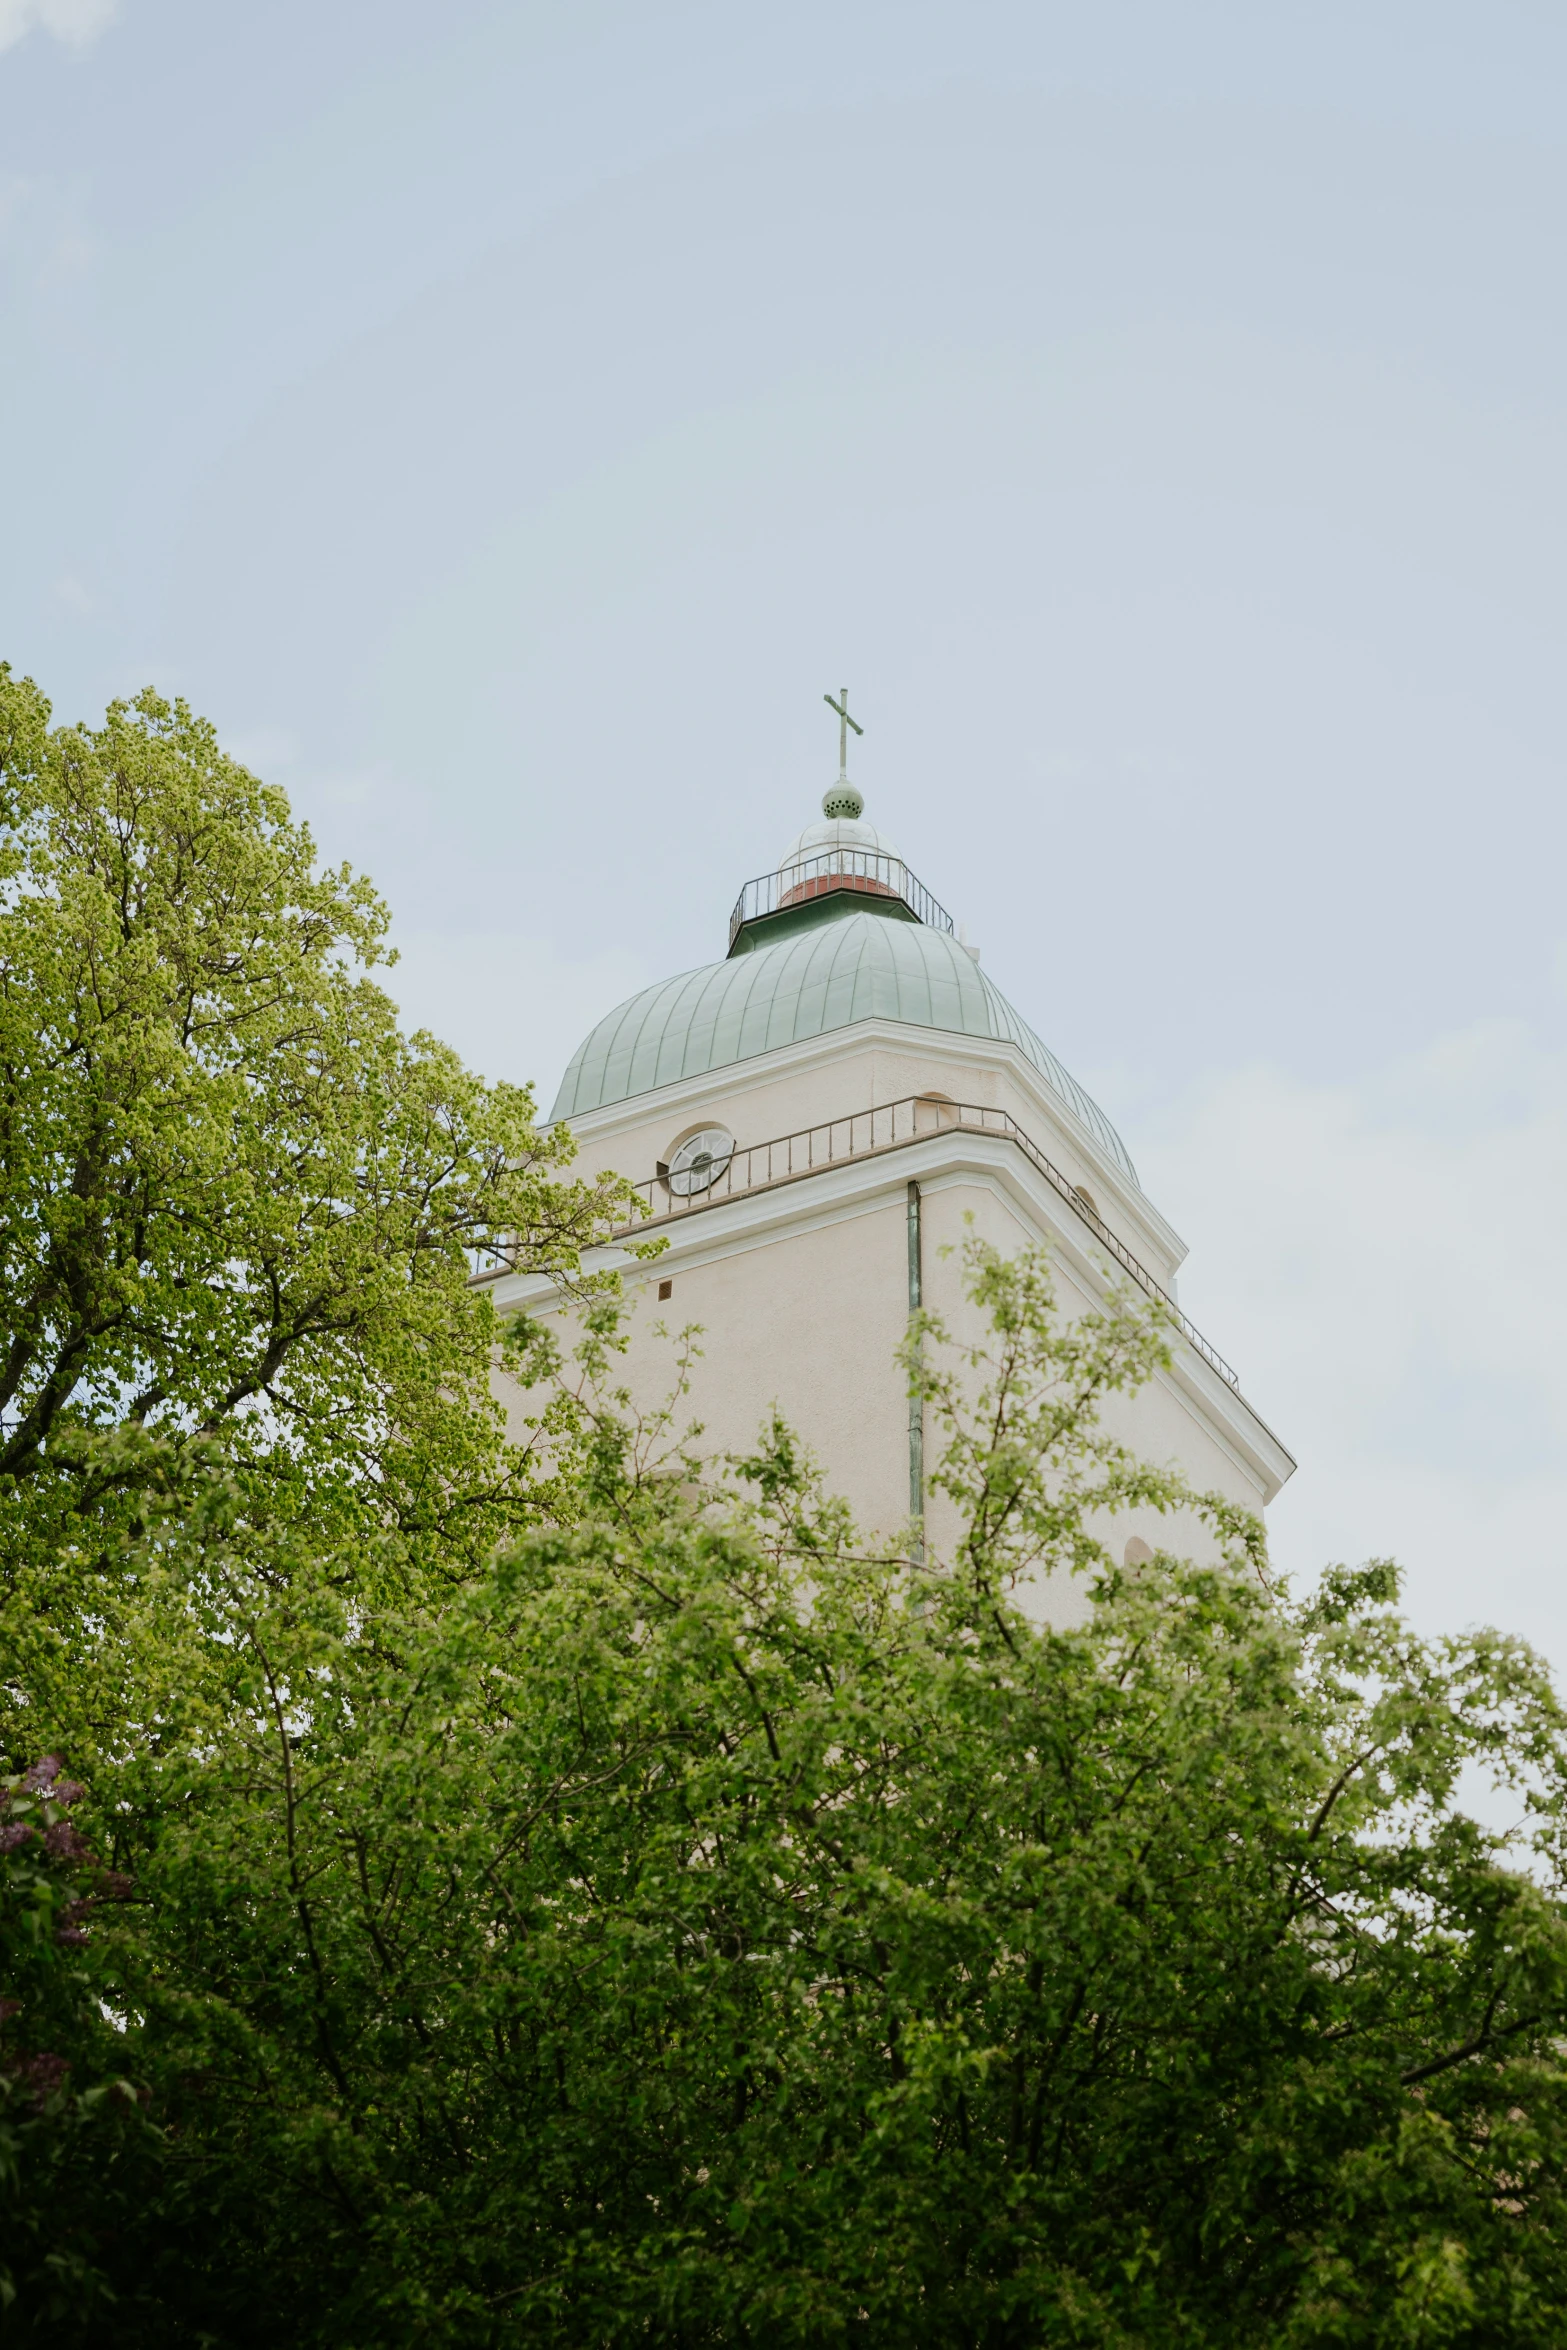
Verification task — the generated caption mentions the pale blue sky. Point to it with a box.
[6,1,1567,1660]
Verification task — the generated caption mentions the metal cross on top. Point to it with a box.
[823,685,864,774]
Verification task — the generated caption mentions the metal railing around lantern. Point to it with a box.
[727,849,956,952]
[609,1094,1241,1391]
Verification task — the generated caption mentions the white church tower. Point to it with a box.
[493,696,1292,1573]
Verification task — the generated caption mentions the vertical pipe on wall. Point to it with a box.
[907,1179,924,1547]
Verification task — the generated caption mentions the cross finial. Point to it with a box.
[823,685,863,779]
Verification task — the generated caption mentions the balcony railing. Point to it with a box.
[728,849,956,952]
[612,1095,1241,1391]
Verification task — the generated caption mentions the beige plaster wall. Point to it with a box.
[585,1194,912,1530]
[499,1153,1269,1628]
[494,1023,1287,1631]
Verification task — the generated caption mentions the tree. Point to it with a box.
[9,668,1567,2345]
[59,1241,1567,2347]
[0,1757,152,2334]
[0,667,635,2338]
[0,668,632,1765]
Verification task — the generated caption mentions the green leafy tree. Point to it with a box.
[9,667,1567,2347]
[0,667,635,2337]
[60,1243,1567,2347]
[0,1756,153,2335]
[0,667,632,1763]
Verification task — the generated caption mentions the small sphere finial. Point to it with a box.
[822,780,864,820]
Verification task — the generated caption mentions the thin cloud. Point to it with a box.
[0,0,118,58]
[1138,1016,1567,1663]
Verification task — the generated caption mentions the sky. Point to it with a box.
[5,0,1567,1664]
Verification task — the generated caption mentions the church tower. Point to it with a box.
[492,701,1293,1578]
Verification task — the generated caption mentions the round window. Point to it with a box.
[667,1126,734,1198]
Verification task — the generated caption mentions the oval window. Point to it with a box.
[667,1126,734,1198]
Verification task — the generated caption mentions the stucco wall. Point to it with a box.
[560,1021,1187,1293]
[586,1192,911,1529]
[490,1020,1289,1630]
[496,1166,1283,1631]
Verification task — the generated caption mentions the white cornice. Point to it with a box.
[555,1017,1187,1276]
[496,1123,1295,1503]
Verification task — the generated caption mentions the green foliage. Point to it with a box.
[6,667,1567,2344]
[0,1758,154,2335]
[34,1248,1567,2346]
[0,667,631,2335]
[0,666,632,1765]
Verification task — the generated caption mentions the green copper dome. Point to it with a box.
[549,909,1139,1185]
